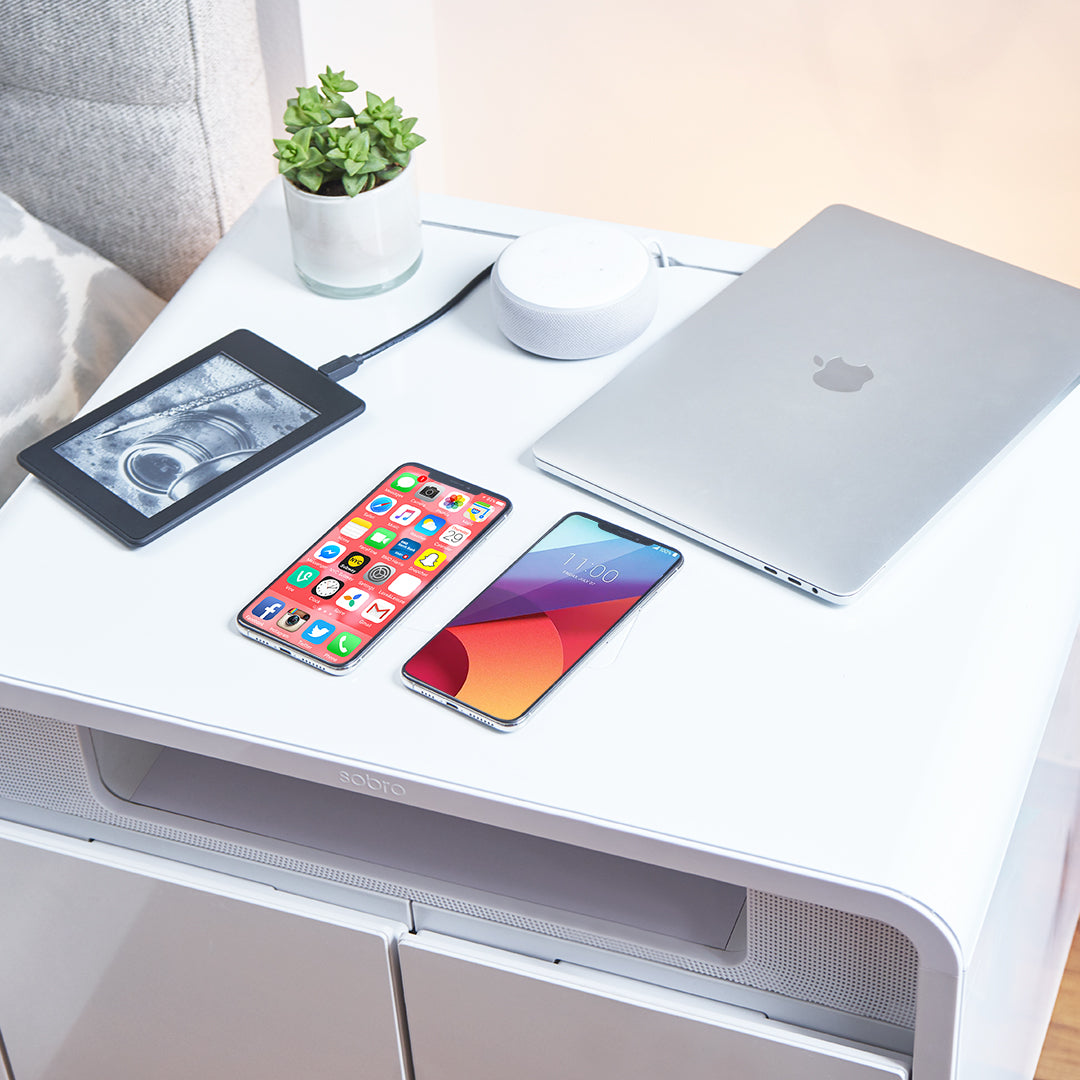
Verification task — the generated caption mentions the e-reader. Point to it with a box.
[17,329,365,546]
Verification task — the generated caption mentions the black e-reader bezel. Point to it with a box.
[17,329,366,546]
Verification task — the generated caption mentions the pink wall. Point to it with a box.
[303,0,1080,284]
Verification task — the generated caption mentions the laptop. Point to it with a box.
[533,205,1080,602]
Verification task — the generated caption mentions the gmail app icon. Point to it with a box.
[360,597,396,624]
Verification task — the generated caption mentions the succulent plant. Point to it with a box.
[273,68,425,197]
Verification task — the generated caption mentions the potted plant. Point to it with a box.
[273,67,426,297]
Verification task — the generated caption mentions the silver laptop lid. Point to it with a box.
[533,205,1080,601]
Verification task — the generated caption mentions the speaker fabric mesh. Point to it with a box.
[491,264,657,359]
[0,707,917,1027]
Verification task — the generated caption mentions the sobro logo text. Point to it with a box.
[338,769,406,797]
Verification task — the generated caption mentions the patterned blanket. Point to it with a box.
[0,191,165,505]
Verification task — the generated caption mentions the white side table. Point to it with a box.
[1,183,1079,1080]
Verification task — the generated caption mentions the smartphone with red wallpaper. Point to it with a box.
[401,512,683,729]
[237,463,511,674]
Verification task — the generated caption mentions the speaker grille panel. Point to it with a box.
[0,707,917,1027]
[491,270,656,360]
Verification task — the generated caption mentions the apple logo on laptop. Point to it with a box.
[813,354,874,392]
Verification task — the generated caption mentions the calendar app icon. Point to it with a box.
[438,524,471,547]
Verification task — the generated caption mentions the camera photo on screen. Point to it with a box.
[54,353,317,517]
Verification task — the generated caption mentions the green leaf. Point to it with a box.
[342,173,363,197]
[326,125,374,173]
[363,148,389,171]
[326,97,355,120]
[296,167,324,192]
[342,127,370,154]
[284,90,332,129]
[306,127,331,155]
[272,129,317,171]
[320,66,359,95]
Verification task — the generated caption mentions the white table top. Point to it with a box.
[4,183,1080,972]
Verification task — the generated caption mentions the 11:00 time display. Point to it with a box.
[562,553,620,583]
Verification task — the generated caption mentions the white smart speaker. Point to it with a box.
[491,222,658,359]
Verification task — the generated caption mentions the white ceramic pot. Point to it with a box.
[282,164,423,298]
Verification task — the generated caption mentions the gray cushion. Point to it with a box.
[0,192,165,507]
[0,0,279,298]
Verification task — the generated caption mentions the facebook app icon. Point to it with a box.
[253,596,285,620]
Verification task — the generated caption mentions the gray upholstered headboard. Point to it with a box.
[0,0,304,298]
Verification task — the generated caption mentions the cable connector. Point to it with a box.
[645,239,671,268]
[319,353,364,382]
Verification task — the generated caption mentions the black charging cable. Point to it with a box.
[316,239,745,383]
[318,262,494,382]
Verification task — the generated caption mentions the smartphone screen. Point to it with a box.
[237,463,510,674]
[401,512,682,728]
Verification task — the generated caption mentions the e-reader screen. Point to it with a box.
[55,352,318,516]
